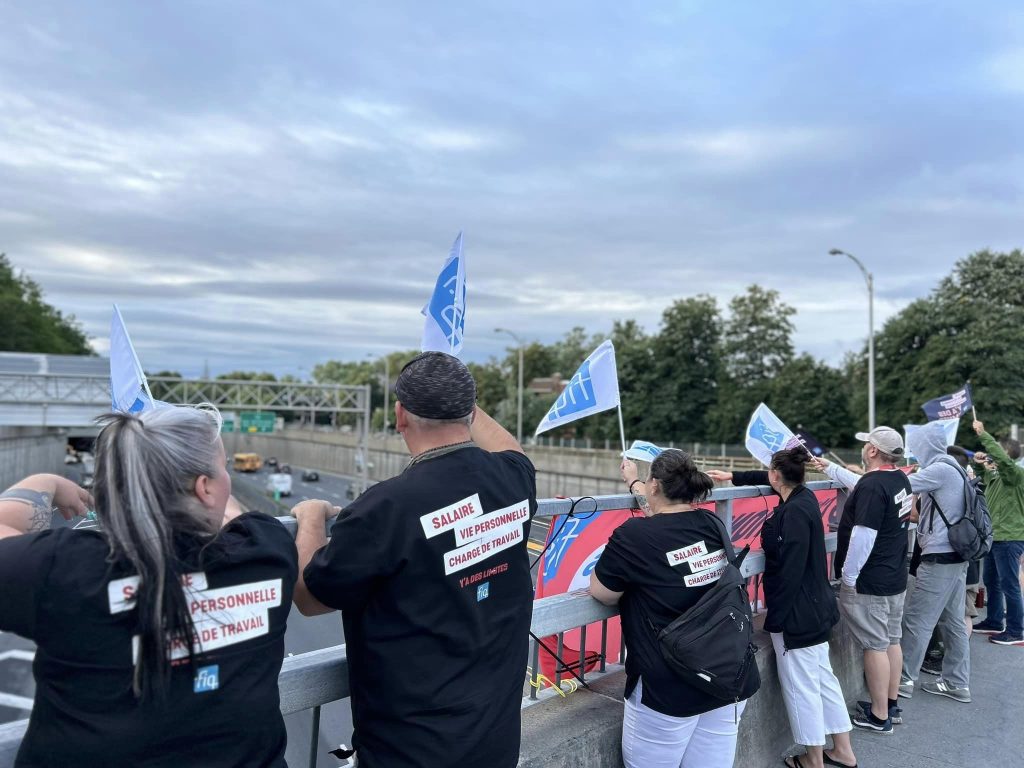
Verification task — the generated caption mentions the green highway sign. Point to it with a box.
[221,419,235,434]
[240,411,276,433]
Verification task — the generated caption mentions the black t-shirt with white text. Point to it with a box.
[834,469,913,595]
[304,447,537,768]
[594,510,732,718]
[0,513,297,768]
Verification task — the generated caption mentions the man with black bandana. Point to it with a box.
[292,352,537,768]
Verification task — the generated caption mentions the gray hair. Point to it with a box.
[93,403,224,699]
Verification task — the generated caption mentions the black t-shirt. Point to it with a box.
[0,513,297,768]
[834,469,913,596]
[593,510,731,718]
[304,447,536,768]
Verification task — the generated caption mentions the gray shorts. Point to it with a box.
[839,584,905,652]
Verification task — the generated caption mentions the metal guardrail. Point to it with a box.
[0,481,846,767]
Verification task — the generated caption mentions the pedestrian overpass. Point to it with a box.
[0,353,371,432]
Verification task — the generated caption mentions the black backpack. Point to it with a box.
[928,461,994,562]
[653,512,761,703]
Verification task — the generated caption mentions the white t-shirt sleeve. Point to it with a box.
[825,462,862,491]
[842,525,878,587]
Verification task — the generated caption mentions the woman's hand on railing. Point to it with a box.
[705,470,732,484]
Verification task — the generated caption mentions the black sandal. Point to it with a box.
[823,753,858,768]
[783,756,805,768]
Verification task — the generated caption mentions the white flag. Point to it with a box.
[535,340,620,436]
[904,419,959,461]
[421,232,467,356]
[744,402,799,466]
[623,440,666,462]
[109,305,154,414]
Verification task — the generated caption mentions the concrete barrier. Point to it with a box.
[0,433,67,491]
[226,430,768,499]
[519,613,866,768]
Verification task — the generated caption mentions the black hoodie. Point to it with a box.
[733,471,839,649]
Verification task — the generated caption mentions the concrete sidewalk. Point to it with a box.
[840,630,1023,767]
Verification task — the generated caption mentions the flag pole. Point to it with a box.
[616,403,627,453]
[967,379,978,421]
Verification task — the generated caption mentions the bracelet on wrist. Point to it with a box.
[628,479,643,494]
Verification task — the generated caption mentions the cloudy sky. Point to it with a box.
[2,1,1022,377]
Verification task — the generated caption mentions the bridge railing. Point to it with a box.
[0,481,847,768]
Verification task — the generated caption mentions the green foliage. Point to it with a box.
[216,371,278,381]
[707,286,796,443]
[313,350,421,429]
[768,354,855,448]
[872,249,1024,441]
[0,254,92,354]
[645,298,721,441]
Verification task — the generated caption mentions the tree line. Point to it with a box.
[4,249,1022,450]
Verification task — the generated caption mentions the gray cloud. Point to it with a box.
[1,1,1022,378]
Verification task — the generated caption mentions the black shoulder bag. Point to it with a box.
[654,511,762,704]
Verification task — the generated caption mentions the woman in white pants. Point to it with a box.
[710,448,857,768]
[590,450,753,768]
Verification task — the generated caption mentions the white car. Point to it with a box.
[266,472,292,497]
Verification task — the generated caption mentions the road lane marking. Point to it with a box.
[0,692,34,710]
[0,650,34,662]
[527,541,544,553]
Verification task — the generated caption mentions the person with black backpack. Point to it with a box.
[589,450,758,768]
[709,448,856,768]
[899,421,975,704]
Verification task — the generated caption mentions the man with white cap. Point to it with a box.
[815,426,914,734]
[290,352,537,768]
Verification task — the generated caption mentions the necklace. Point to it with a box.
[405,440,475,470]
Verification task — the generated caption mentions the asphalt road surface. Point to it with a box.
[0,457,553,767]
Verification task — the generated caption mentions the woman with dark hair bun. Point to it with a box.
[708,448,856,768]
[589,449,752,768]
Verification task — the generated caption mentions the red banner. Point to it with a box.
[533,489,841,687]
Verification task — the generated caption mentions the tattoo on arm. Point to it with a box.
[27,495,53,532]
[26,491,54,532]
[1,488,55,533]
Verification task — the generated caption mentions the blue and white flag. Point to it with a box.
[421,232,467,357]
[109,305,154,414]
[904,418,959,461]
[745,403,799,466]
[535,340,620,436]
[623,440,666,462]
[921,383,973,421]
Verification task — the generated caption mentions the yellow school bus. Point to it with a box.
[232,453,262,472]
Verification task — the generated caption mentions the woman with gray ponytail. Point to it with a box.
[0,405,297,768]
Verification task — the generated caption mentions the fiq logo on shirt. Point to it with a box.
[194,665,220,694]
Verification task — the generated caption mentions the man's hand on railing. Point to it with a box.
[291,499,340,524]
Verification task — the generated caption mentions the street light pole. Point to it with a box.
[495,327,524,444]
[830,248,875,430]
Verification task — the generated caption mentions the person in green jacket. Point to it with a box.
[971,420,1024,646]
